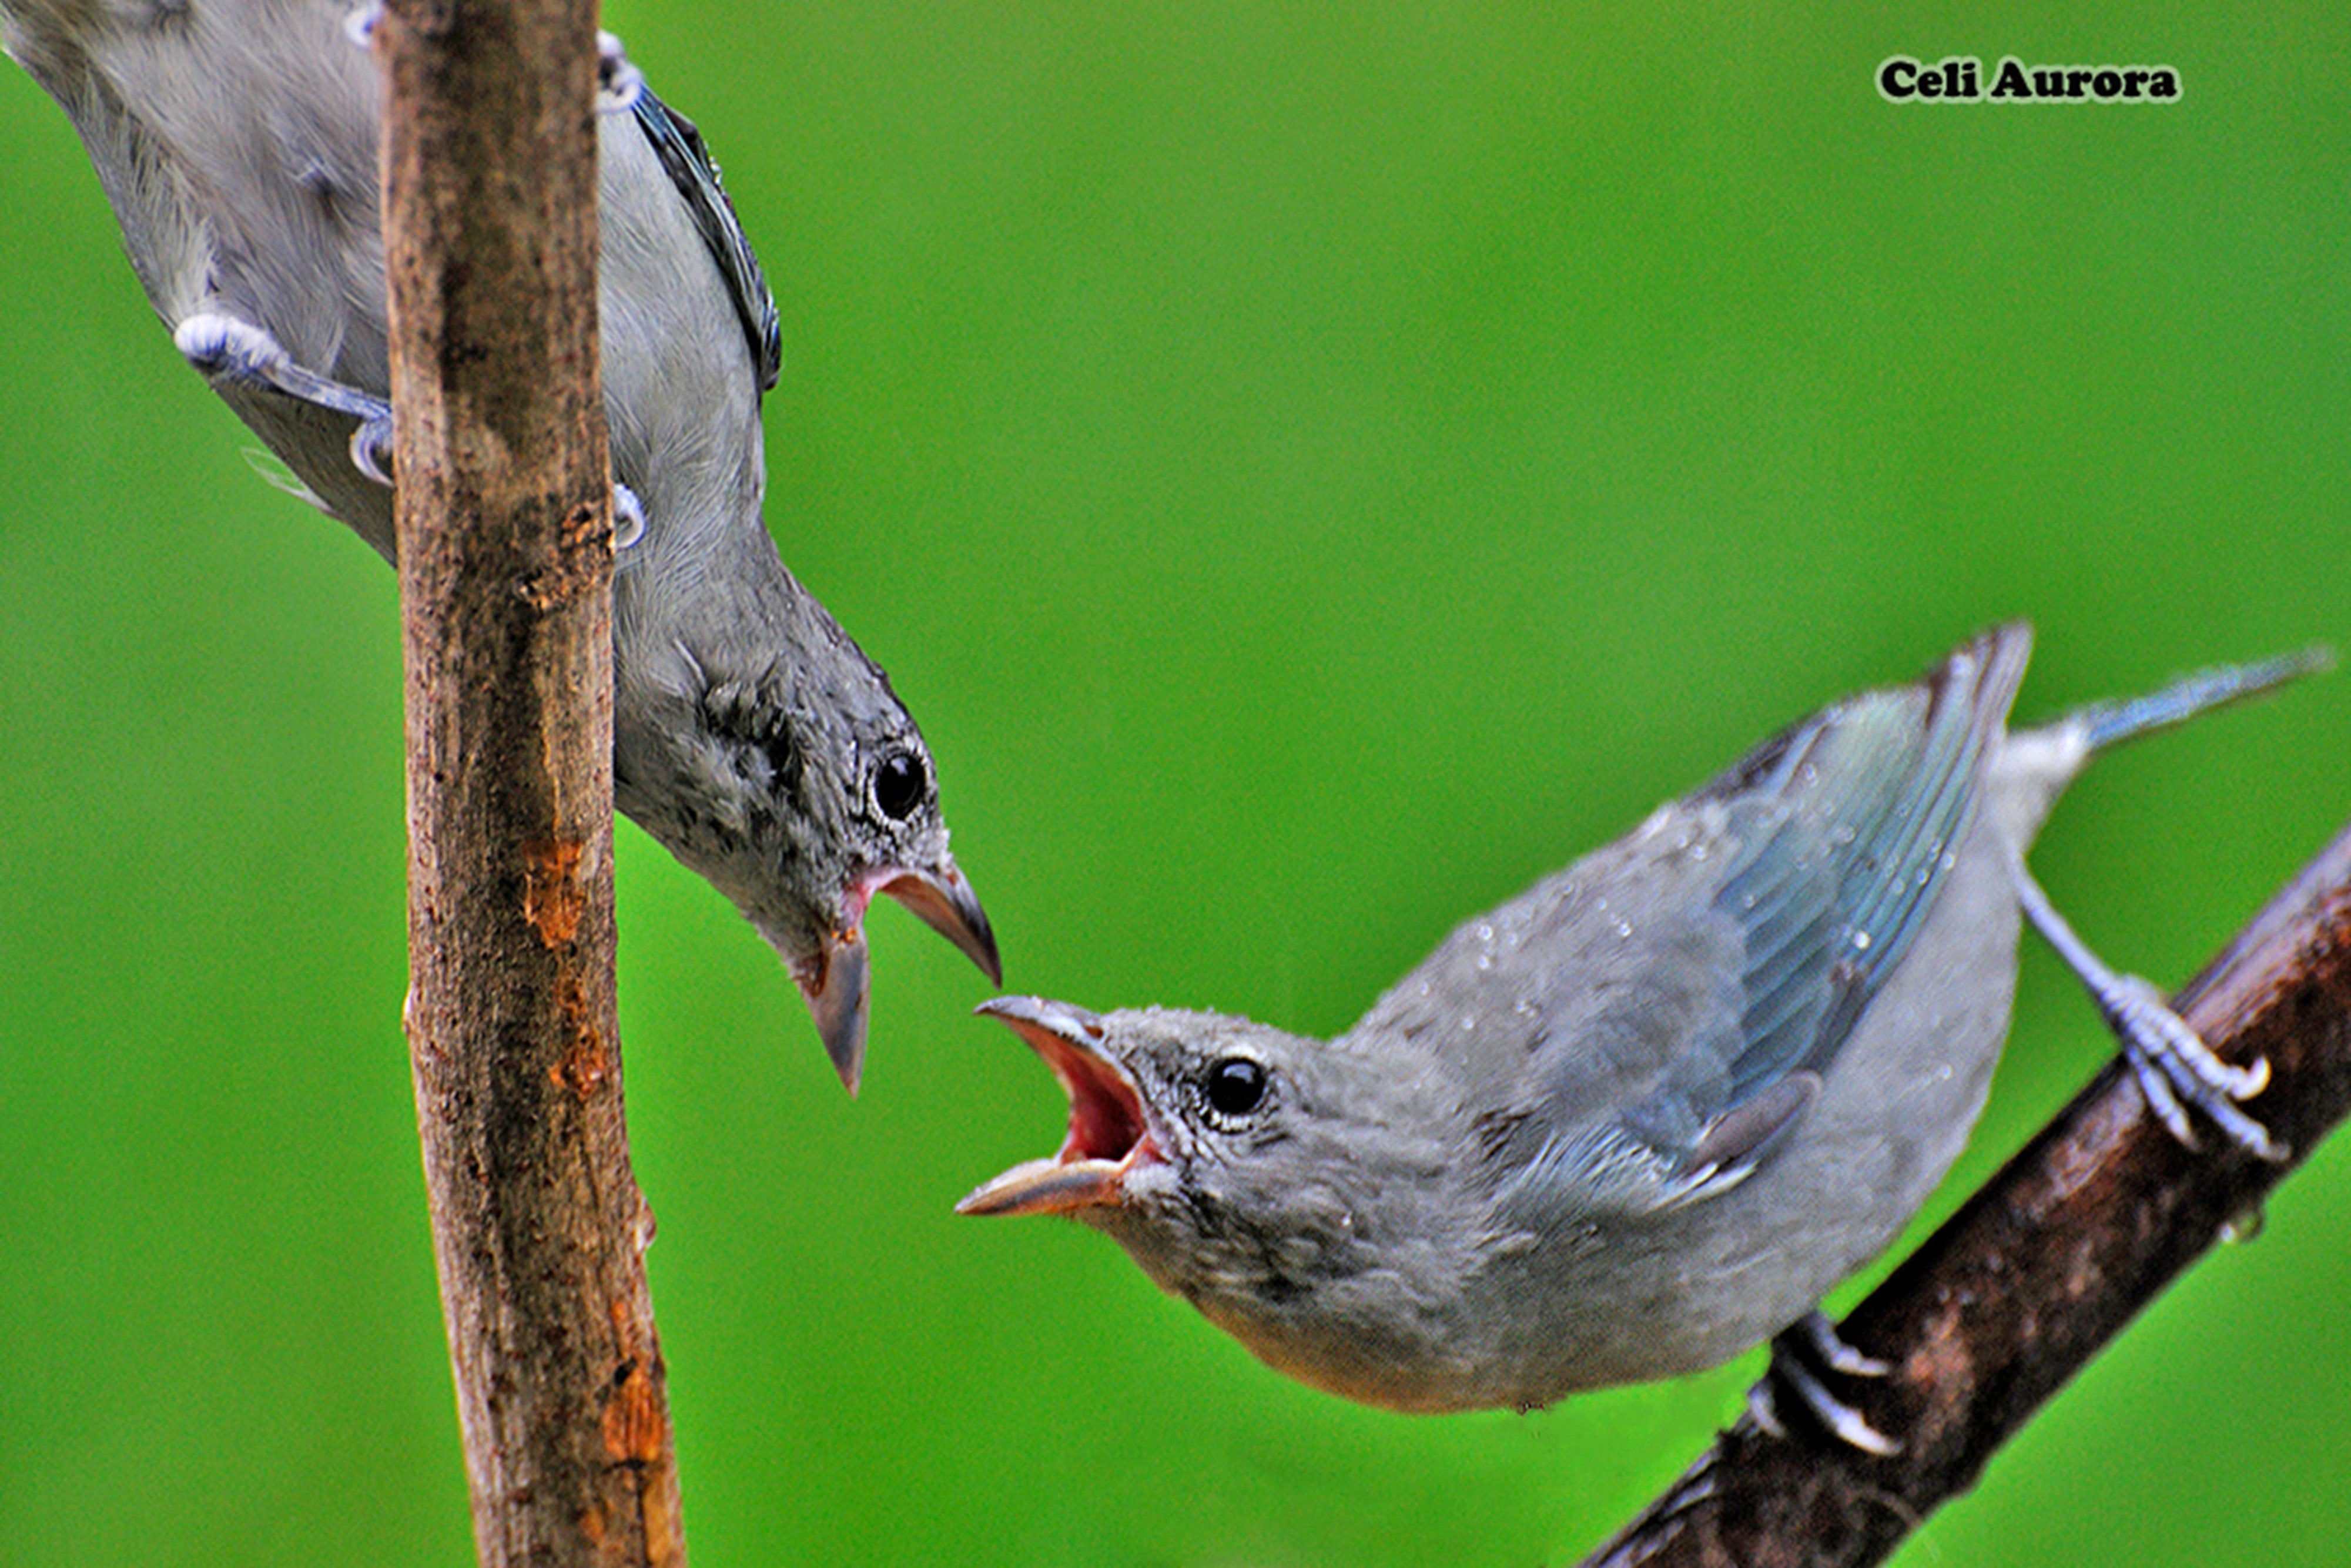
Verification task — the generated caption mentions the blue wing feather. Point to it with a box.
[629,86,783,392]
[1714,634,2025,1110]
[1501,627,2032,1225]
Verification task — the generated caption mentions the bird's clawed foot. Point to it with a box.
[597,32,644,111]
[611,481,648,550]
[174,312,396,485]
[1746,1311,1899,1457]
[2010,855,2285,1161]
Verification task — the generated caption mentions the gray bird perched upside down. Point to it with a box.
[1,0,997,1090]
[962,626,2321,1423]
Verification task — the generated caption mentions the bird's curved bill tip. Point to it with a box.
[878,864,1002,986]
[798,934,873,1095]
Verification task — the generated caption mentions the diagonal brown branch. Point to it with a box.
[375,2,685,1563]
[1583,816,2351,1568]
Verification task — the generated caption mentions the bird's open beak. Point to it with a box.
[795,861,1002,1096]
[957,996,1154,1217]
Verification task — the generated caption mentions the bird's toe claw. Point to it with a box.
[2105,975,2285,1161]
[597,32,644,112]
[349,415,395,486]
[1746,1312,1900,1457]
[611,481,647,549]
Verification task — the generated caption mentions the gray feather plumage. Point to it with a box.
[4,0,997,1088]
[964,626,2317,1412]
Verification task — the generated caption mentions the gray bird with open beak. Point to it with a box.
[1,0,999,1088]
[962,626,2320,1418]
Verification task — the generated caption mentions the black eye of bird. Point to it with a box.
[873,749,926,820]
[1204,1056,1267,1120]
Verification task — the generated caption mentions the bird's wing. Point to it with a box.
[1489,625,2032,1227]
[628,85,782,392]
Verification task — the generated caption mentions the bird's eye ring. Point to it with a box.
[1203,1055,1268,1123]
[873,748,927,821]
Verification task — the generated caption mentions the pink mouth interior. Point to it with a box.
[1036,1031,1147,1165]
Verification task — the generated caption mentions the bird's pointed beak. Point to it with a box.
[794,932,873,1094]
[789,861,999,1097]
[874,862,1002,987]
[957,996,1154,1217]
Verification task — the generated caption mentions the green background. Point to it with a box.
[4,3,2346,1564]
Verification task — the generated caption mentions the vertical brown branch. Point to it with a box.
[374,1,685,1563]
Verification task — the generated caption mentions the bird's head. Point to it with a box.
[957,996,1383,1298]
[616,619,999,1093]
[957,994,1479,1407]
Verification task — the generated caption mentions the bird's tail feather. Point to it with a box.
[2072,648,2333,754]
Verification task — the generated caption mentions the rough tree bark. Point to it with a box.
[1583,816,2351,1568]
[374,1,685,1563]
